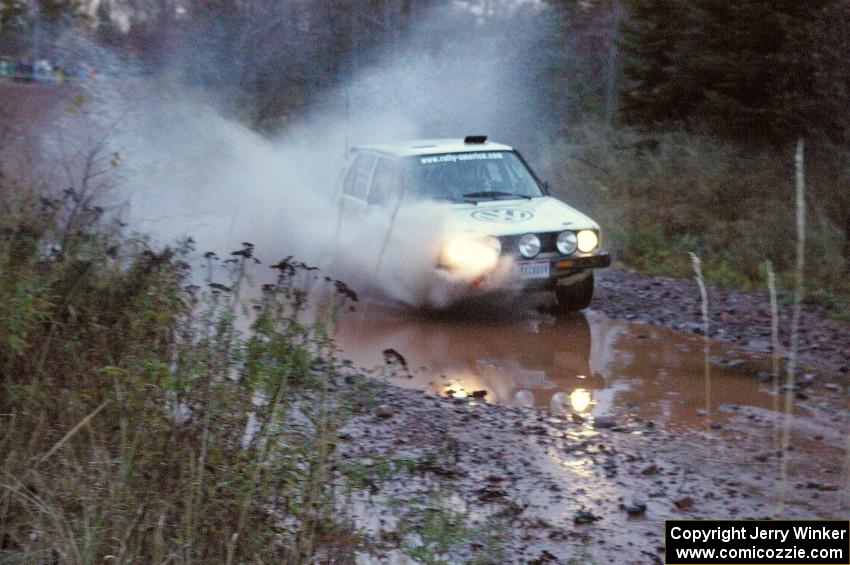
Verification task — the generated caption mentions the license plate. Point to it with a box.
[518,259,550,279]
[514,369,556,390]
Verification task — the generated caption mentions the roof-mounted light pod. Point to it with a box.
[463,135,488,144]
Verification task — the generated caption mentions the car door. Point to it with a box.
[334,152,377,237]
[366,156,399,208]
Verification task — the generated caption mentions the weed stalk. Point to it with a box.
[765,260,781,451]
[776,139,805,518]
[688,251,711,457]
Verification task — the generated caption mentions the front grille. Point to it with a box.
[498,231,561,255]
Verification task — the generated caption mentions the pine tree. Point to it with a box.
[0,0,31,53]
[96,0,119,46]
[618,0,693,125]
[619,0,850,143]
[0,0,28,30]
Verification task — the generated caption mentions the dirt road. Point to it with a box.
[330,268,849,563]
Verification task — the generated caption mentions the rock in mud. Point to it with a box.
[593,416,615,429]
[375,404,394,419]
[477,485,508,501]
[640,464,658,475]
[528,549,559,564]
[674,496,694,510]
[806,481,839,491]
[625,499,647,516]
[572,508,600,524]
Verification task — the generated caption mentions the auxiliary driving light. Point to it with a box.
[576,230,599,253]
[557,231,578,254]
[518,233,541,258]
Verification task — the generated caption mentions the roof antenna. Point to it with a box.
[344,87,350,156]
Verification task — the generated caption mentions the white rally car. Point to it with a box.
[334,136,610,313]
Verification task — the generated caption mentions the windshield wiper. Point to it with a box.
[461,191,532,200]
[434,196,478,205]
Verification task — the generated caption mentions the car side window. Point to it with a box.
[342,153,377,200]
[368,157,396,206]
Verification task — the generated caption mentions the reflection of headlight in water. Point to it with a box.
[445,382,468,398]
[440,236,501,277]
[569,388,592,413]
[550,391,568,415]
[514,389,535,407]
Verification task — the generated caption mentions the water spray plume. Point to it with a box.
[29,4,554,308]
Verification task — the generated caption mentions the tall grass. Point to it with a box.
[765,260,781,451]
[541,127,848,313]
[0,174,359,562]
[775,139,806,518]
[688,252,711,456]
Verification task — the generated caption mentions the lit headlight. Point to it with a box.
[441,236,501,275]
[518,234,540,258]
[557,231,577,254]
[484,236,502,255]
[576,230,599,253]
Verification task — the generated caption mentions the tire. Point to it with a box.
[554,272,594,315]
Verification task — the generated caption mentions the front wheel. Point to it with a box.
[554,272,594,315]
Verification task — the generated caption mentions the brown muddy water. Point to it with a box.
[325,298,849,562]
[334,302,818,426]
[332,299,850,502]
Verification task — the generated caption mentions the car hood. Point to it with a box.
[444,196,599,237]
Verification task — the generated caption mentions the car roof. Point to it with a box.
[352,138,514,157]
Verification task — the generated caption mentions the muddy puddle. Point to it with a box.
[333,301,849,494]
[327,300,849,561]
[334,303,815,426]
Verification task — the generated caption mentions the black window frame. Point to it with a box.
[367,156,399,206]
[342,152,378,201]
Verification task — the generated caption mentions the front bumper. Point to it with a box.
[515,251,611,290]
[547,252,611,271]
[437,251,611,291]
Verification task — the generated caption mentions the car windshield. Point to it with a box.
[402,151,544,202]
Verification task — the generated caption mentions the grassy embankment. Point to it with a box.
[541,126,849,316]
[0,169,369,561]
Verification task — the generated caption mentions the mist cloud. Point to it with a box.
[35,2,552,307]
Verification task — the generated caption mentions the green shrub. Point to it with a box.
[0,178,358,562]
[540,125,849,310]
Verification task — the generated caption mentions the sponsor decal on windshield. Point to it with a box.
[420,152,504,165]
[470,208,533,223]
